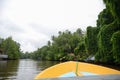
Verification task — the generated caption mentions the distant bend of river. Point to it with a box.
[0,59,59,80]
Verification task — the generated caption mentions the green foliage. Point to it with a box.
[103,0,120,23]
[30,28,86,61]
[95,0,120,64]
[74,42,86,61]
[97,9,114,27]
[96,21,120,63]
[20,52,31,59]
[111,31,120,64]
[1,37,21,59]
[85,26,99,55]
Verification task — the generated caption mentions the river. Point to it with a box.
[0,59,59,80]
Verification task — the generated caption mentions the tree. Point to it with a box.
[30,28,86,61]
[1,37,20,59]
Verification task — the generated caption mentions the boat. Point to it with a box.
[34,61,120,80]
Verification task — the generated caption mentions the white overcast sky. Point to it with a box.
[0,0,105,52]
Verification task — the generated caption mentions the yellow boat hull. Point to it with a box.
[35,61,120,79]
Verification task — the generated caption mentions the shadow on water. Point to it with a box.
[0,60,19,80]
[84,61,120,71]
[97,63,120,71]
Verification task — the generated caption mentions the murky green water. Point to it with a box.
[0,59,59,80]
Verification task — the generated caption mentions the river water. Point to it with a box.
[0,59,59,80]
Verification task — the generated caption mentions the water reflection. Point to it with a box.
[36,61,59,71]
[16,59,38,80]
[0,60,19,80]
[0,59,59,80]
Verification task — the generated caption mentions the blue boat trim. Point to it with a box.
[59,72,76,77]
[80,72,98,76]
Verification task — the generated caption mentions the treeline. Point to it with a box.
[26,0,120,64]
[22,29,87,61]
[0,37,21,60]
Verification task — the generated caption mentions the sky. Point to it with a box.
[0,0,105,52]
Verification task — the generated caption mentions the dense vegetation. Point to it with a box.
[0,0,120,65]
[90,0,120,64]
[26,29,87,61]
[0,37,21,59]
